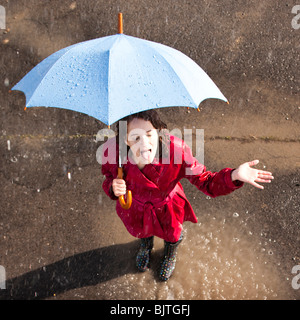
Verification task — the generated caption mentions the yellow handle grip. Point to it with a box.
[118,190,132,210]
[117,167,132,210]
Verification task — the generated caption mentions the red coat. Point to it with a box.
[101,135,243,243]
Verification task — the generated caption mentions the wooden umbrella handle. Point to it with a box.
[117,167,132,209]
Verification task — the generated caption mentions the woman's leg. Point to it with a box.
[136,236,154,272]
[158,232,183,281]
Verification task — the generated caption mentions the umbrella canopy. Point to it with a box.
[12,23,227,126]
[12,14,229,209]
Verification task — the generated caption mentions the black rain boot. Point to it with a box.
[158,233,183,281]
[136,236,154,272]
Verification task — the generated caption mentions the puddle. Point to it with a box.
[86,211,293,300]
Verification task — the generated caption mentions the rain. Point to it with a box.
[0,0,299,305]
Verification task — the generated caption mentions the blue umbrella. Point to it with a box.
[12,14,228,126]
[12,13,228,210]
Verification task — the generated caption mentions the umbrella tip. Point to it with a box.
[227,100,230,105]
[118,13,123,34]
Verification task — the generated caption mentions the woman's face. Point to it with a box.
[126,118,158,167]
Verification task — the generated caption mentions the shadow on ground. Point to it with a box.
[1,241,140,300]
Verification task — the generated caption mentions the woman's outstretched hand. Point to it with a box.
[231,160,274,189]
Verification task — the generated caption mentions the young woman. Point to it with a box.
[101,110,274,281]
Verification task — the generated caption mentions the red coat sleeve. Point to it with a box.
[102,162,119,200]
[181,140,244,198]
[101,138,119,200]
